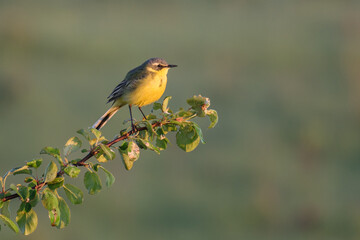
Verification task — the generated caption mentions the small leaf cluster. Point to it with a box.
[0,95,217,235]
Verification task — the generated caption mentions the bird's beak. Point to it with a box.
[167,64,178,68]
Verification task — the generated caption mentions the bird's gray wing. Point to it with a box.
[107,67,146,103]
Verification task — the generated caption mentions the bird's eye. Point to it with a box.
[157,64,162,68]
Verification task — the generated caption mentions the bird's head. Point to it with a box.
[144,58,177,74]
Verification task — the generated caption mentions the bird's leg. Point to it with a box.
[128,104,136,132]
[138,107,147,120]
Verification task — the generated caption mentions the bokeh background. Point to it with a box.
[1,1,360,239]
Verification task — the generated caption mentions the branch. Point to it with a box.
[1,120,166,202]
[0,95,218,235]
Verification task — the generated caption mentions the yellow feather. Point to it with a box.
[92,58,176,130]
[124,70,168,107]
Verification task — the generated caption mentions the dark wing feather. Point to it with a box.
[107,66,146,103]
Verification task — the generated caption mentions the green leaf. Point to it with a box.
[187,95,210,108]
[139,128,149,140]
[17,186,29,201]
[48,208,60,227]
[95,154,107,163]
[120,128,128,136]
[63,184,83,204]
[77,128,91,141]
[143,120,155,140]
[89,134,107,147]
[135,139,147,149]
[16,208,38,235]
[40,147,62,163]
[98,166,115,188]
[24,203,32,212]
[176,108,195,119]
[128,141,140,161]
[48,177,64,190]
[11,166,32,176]
[26,159,43,169]
[0,214,19,233]
[29,189,36,200]
[29,190,39,208]
[84,171,102,195]
[92,163,100,172]
[163,124,178,132]
[57,197,70,229]
[41,188,58,210]
[152,102,162,110]
[44,161,58,183]
[176,125,200,152]
[146,113,157,120]
[90,128,102,140]
[119,141,140,170]
[187,95,210,117]
[0,201,10,218]
[135,138,161,154]
[206,109,218,128]
[162,96,172,113]
[156,127,165,136]
[64,166,80,178]
[27,179,37,188]
[63,137,82,156]
[155,137,169,150]
[24,176,35,183]
[192,122,205,143]
[9,184,17,192]
[99,144,116,160]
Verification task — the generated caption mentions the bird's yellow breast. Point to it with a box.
[124,72,168,107]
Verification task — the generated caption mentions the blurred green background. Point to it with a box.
[1,1,360,239]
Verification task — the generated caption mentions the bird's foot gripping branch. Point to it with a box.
[0,95,218,235]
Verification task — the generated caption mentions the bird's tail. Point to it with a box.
[92,103,125,130]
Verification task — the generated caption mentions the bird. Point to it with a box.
[92,58,177,130]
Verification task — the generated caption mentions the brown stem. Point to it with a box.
[1,120,168,202]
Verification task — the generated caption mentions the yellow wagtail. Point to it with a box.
[92,58,177,130]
